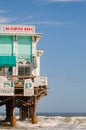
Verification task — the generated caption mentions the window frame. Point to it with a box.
[18,65,31,76]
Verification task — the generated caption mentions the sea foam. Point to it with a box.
[0,116,86,130]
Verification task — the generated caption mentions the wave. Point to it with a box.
[0,116,86,130]
[16,116,86,130]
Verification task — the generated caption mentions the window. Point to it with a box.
[18,66,31,76]
[7,67,12,75]
[0,67,12,76]
[18,67,24,76]
[25,67,31,76]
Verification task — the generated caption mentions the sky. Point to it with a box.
[0,0,86,113]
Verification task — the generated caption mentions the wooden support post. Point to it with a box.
[10,97,16,126]
[19,108,23,120]
[29,106,33,118]
[32,96,38,124]
[19,106,28,120]
[5,98,16,126]
[25,107,29,118]
[5,103,11,122]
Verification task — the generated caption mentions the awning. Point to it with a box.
[0,56,16,67]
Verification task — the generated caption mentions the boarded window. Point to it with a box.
[17,36,32,62]
[0,36,13,56]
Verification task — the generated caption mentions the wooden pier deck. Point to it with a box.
[0,76,48,126]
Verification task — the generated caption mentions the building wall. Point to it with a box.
[0,25,48,96]
[0,34,42,77]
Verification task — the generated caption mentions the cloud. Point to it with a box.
[26,16,34,19]
[49,0,85,2]
[0,17,13,23]
[0,9,6,13]
[25,21,64,25]
[35,0,85,2]
[49,75,66,80]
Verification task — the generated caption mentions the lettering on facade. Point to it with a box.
[5,27,33,31]
[0,25,35,34]
[0,88,14,96]
[0,80,14,96]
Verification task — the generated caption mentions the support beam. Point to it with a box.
[10,98,16,126]
[19,106,29,120]
[5,98,16,126]
[0,97,13,106]
[29,106,34,118]
[32,96,38,124]
[19,108,24,120]
[5,102,12,122]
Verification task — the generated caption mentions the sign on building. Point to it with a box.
[24,79,34,96]
[0,79,14,96]
[0,25,35,34]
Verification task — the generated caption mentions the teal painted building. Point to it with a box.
[0,25,48,96]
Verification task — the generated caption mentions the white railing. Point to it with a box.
[34,76,48,87]
[0,76,48,88]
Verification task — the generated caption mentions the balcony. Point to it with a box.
[0,76,48,97]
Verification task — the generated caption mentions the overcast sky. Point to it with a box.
[0,0,86,113]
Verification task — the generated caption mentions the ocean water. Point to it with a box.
[0,113,86,130]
